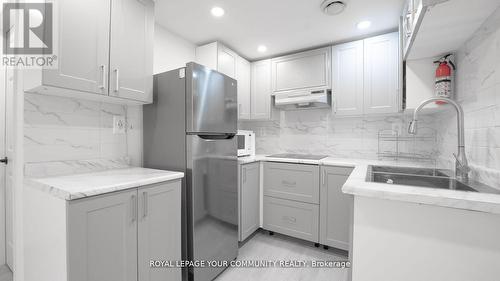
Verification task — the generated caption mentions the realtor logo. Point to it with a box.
[3,3,53,54]
[2,1,57,68]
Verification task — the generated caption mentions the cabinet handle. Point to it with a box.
[131,195,137,222]
[99,65,106,89]
[143,191,148,218]
[322,170,326,185]
[282,216,297,224]
[281,180,296,186]
[114,69,119,92]
[243,168,246,183]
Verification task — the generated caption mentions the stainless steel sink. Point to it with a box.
[367,165,500,194]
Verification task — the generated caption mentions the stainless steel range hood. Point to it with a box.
[273,89,331,110]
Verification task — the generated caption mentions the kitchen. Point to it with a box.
[0,0,500,281]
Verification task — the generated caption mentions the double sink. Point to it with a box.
[367,165,500,194]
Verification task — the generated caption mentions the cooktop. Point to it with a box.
[267,153,328,160]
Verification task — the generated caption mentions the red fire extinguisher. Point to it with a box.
[434,54,455,105]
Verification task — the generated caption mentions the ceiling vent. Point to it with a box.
[321,0,347,15]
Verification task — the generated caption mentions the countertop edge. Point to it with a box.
[238,155,500,215]
[26,168,185,201]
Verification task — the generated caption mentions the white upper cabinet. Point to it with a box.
[236,56,251,120]
[24,0,154,104]
[195,42,238,79]
[271,47,331,95]
[251,59,272,120]
[109,0,154,103]
[43,0,110,95]
[331,32,400,116]
[332,40,364,116]
[196,42,257,120]
[363,32,399,114]
[218,45,238,79]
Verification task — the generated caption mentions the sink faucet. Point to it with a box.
[408,97,469,182]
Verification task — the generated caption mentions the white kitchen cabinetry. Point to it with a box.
[319,166,353,251]
[109,0,154,103]
[24,0,154,104]
[239,162,260,241]
[262,162,320,243]
[332,40,364,116]
[138,182,182,281]
[43,0,111,96]
[363,33,399,114]
[271,47,331,95]
[68,189,138,281]
[196,42,255,120]
[250,59,272,120]
[236,57,252,120]
[331,32,400,116]
[25,180,182,281]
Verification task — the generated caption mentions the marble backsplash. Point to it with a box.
[434,6,500,187]
[239,108,439,163]
[24,93,143,177]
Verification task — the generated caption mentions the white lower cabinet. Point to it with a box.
[28,180,182,281]
[262,162,320,243]
[138,182,182,281]
[262,162,353,250]
[319,166,353,251]
[263,196,319,243]
[239,162,260,241]
[68,189,138,281]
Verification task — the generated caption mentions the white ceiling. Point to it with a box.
[155,0,405,60]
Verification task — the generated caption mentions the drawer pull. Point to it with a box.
[282,216,297,224]
[281,180,296,186]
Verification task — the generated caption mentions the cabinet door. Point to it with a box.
[319,166,353,250]
[251,59,271,120]
[239,162,260,241]
[332,40,364,116]
[218,45,237,79]
[236,56,251,120]
[363,33,399,114]
[271,47,331,94]
[138,181,182,281]
[43,0,110,95]
[68,189,138,281]
[110,0,154,103]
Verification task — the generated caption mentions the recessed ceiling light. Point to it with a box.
[211,7,225,17]
[257,45,267,53]
[357,20,372,29]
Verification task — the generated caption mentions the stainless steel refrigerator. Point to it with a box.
[143,62,238,281]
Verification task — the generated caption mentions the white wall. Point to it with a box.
[435,6,500,186]
[405,57,437,110]
[154,24,196,74]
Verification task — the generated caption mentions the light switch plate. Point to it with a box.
[113,115,126,134]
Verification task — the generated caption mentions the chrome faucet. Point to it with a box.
[408,97,470,182]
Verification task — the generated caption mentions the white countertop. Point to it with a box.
[238,154,500,214]
[26,167,184,201]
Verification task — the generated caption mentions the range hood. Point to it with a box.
[273,89,331,110]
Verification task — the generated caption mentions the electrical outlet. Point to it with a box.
[113,115,126,134]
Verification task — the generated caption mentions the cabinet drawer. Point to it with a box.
[263,162,319,203]
[263,196,319,243]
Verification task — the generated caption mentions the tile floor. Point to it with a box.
[215,231,350,281]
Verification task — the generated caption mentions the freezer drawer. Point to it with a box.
[263,162,320,204]
[263,196,319,243]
